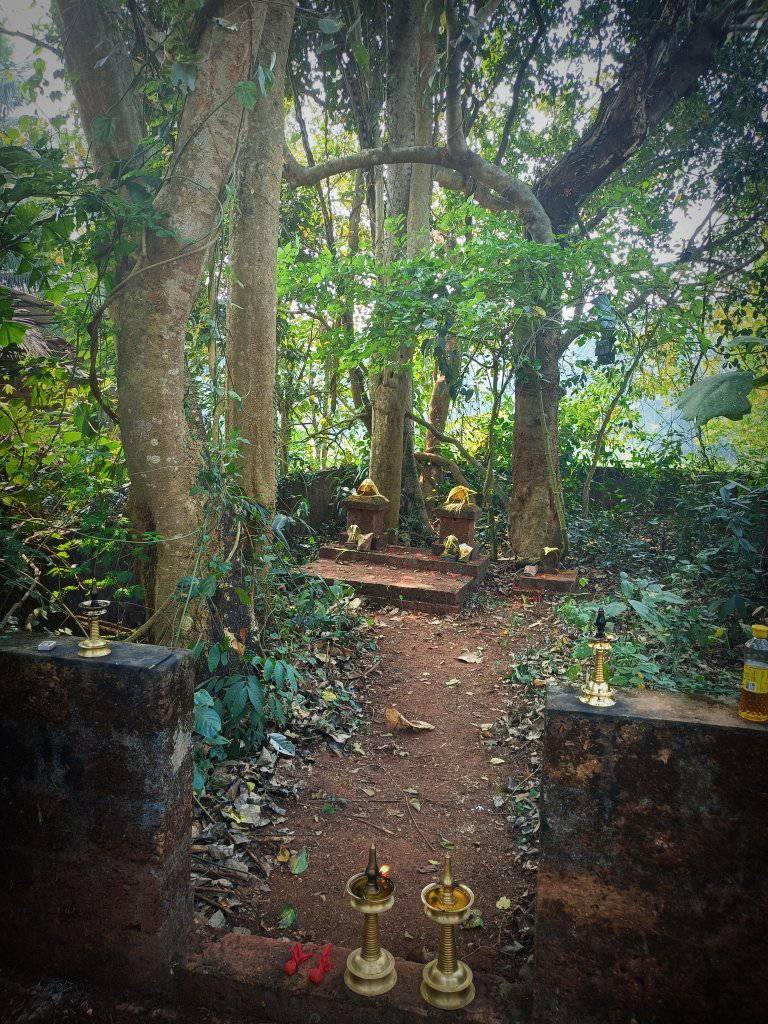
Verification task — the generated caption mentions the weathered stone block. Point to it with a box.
[534,686,768,1024]
[180,931,512,1024]
[343,497,387,545]
[0,634,194,994]
[435,504,478,547]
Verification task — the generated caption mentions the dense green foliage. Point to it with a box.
[1,4,766,781]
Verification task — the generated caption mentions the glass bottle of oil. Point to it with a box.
[739,624,768,723]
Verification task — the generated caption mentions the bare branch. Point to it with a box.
[406,410,485,476]
[535,5,740,231]
[0,28,62,59]
[495,0,547,165]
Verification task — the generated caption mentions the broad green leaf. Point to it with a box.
[256,65,275,95]
[194,703,222,741]
[627,598,662,626]
[0,320,28,348]
[246,675,263,712]
[207,644,221,673]
[678,371,755,426]
[235,80,259,108]
[224,679,247,719]
[318,16,343,33]
[91,115,115,143]
[289,847,309,874]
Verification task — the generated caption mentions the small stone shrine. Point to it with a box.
[308,480,489,612]
[432,485,479,552]
[341,478,389,550]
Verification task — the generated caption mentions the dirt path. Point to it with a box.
[240,594,550,981]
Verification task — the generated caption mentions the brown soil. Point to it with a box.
[240,593,551,979]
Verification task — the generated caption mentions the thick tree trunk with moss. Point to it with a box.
[57,0,263,640]
[226,1,295,509]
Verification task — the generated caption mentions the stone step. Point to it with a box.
[319,543,489,579]
[305,556,479,612]
[180,932,512,1024]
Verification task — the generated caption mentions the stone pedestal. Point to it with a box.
[0,633,194,994]
[434,504,478,550]
[534,686,768,1024]
[343,495,389,549]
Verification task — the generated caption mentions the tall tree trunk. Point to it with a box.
[399,12,437,535]
[368,0,425,531]
[58,0,263,639]
[226,1,296,510]
[508,334,566,562]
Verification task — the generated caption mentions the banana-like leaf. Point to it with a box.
[678,370,755,426]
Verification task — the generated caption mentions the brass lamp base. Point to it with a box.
[420,855,476,1010]
[578,678,615,707]
[344,851,396,998]
[77,599,111,658]
[77,636,111,658]
[344,947,397,997]
[579,626,615,706]
[421,958,475,1010]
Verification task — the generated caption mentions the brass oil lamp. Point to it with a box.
[579,607,615,707]
[344,844,397,997]
[77,599,111,658]
[420,853,475,1010]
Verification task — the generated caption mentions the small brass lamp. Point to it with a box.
[77,599,111,658]
[344,844,397,997]
[579,607,615,707]
[420,853,475,1010]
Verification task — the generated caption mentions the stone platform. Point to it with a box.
[180,931,512,1024]
[0,633,193,995]
[534,685,768,1024]
[307,543,489,613]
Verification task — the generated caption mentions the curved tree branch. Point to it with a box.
[535,3,743,232]
[283,143,553,241]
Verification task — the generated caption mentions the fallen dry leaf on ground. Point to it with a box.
[385,706,435,731]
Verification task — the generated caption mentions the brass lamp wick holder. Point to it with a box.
[579,606,616,707]
[77,599,111,658]
[344,844,397,997]
[420,853,476,1010]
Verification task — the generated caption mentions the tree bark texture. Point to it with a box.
[368,0,433,532]
[367,0,422,528]
[55,0,144,173]
[226,1,296,510]
[57,0,263,639]
[370,366,409,531]
[421,332,461,500]
[507,334,566,562]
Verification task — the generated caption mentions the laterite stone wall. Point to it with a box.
[534,687,768,1024]
[0,634,193,994]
